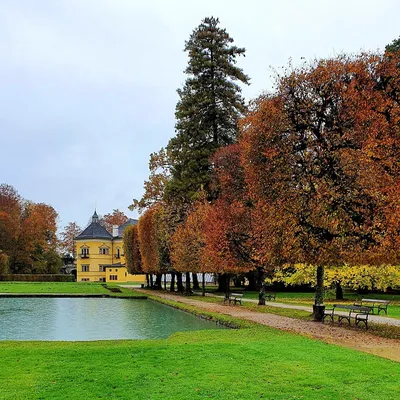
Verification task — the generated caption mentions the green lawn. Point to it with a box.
[1,328,399,400]
[1,283,399,398]
[0,282,145,298]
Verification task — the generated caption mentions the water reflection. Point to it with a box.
[0,298,224,341]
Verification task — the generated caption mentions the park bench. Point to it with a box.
[353,299,390,315]
[323,304,371,329]
[265,292,276,301]
[223,292,243,305]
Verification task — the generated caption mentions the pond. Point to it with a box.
[0,297,225,341]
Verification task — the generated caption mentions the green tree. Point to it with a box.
[166,16,250,203]
[385,36,400,53]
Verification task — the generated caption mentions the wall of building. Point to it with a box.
[76,239,112,282]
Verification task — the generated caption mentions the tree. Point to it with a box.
[385,36,400,54]
[102,209,128,234]
[165,16,250,203]
[0,184,22,262]
[271,263,400,294]
[123,225,142,275]
[241,55,398,319]
[170,199,209,294]
[0,184,61,274]
[0,250,9,274]
[18,202,59,273]
[137,206,160,275]
[204,145,257,293]
[59,222,81,257]
[129,149,171,214]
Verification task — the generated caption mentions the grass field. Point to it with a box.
[1,328,399,400]
[0,282,145,298]
[0,282,399,398]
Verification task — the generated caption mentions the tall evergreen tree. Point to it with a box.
[385,36,400,54]
[166,17,249,203]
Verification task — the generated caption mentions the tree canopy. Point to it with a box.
[165,16,250,203]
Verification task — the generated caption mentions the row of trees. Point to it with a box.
[125,17,400,318]
[0,184,61,274]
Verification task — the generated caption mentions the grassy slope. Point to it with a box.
[1,328,399,400]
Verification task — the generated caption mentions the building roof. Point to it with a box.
[75,211,113,240]
[117,218,138,238]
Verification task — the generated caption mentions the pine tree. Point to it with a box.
[166,17,249,203]
[385,36,400,54]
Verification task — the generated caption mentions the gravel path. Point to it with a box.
[138,289,400,362]
[208,294,400,326]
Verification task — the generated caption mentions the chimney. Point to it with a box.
[112,225,119,237]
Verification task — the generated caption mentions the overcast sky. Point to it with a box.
[1,0,399,230]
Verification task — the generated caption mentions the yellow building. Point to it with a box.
[75,211,145,283]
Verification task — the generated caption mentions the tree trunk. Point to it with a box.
[335,282,343,300]
[314,266,324,305]
[170,272,176,292]
[154,273,162,290]
[185,272,191,294]
[146,273,150,288]
[192,273,200,290]
[313,266,325,321]
[164,273,167,290]
[176,272,184,292]
[202,272,205,296]
[217,273,229,292]
[258,270,266,305]
[149,274,154,288]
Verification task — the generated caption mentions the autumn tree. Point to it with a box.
[137,205,171,288]
[0,250,9,274]
[271,264,400,295]
[170,199,209,294]
[59,222,81,257]
[203,145,256,293]
[165,16,250,203]
[18,202,60,273]
[241,55,399,319]
[129,149,171,214]
[102,209,128,233]
[0,184,22,263]
[123,225,142,275]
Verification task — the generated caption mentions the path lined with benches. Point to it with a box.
[136,289,400,362]
[207,294,400,327]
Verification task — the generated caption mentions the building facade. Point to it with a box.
[75,211,144,283]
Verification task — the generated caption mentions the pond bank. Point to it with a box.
[137,289,400,362]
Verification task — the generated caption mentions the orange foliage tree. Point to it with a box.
[137,204,171,288]
[102,209,128,233]
[0,184,61,273]
[170,200,209,292]
[241,54,400,317]
[59,222,81,257]
[123,225,142,275]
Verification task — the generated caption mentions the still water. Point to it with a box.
[0,297,225,341]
